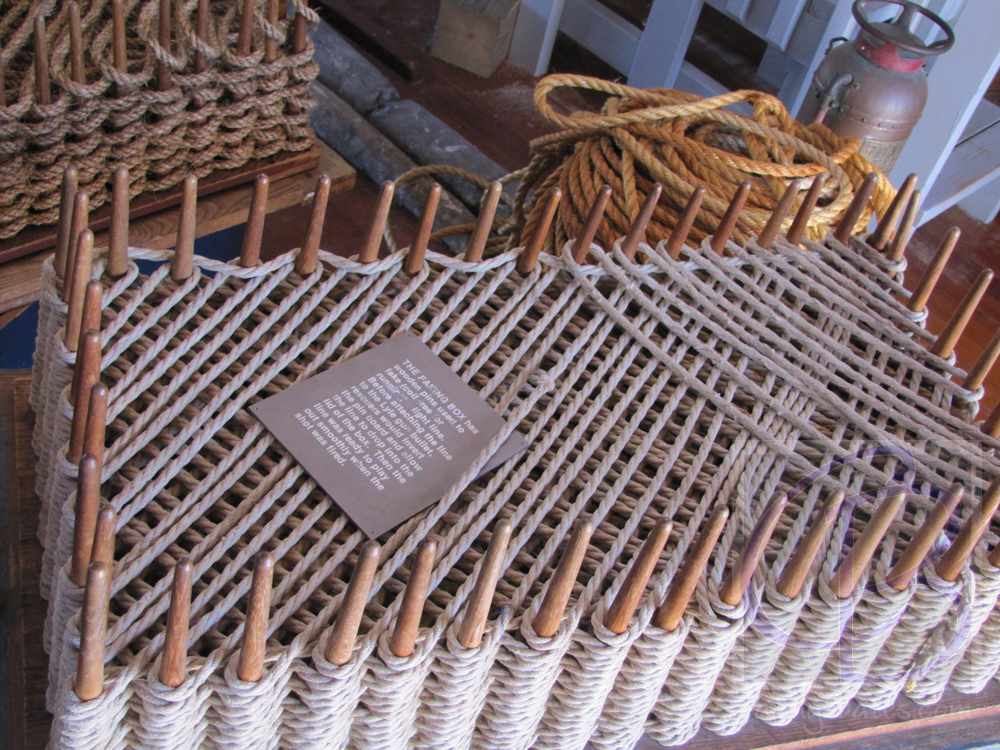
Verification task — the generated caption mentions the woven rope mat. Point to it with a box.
[30,227,1000,749]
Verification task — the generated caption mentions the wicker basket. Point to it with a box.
[29,184,1000,749]
[0,0,318,239]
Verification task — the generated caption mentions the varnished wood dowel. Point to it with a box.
[298,174,331,276]
[237,0,254,56]
[571,184,612,264]
[776,489,845,599]
[534,519,593,638]
[80,280,103,348]
[111,0,127,72]
[160,558,193,687]
[830,492,906,598]
[710,181,751,255]
[69,1,84,89]
[885,189,920,262]
[653,506,728,631]
[465,180,503,263]
[833,172,878,244]
[61,191,90,287]
[405,183,441,276]
[458,518,513,648]
[870,173,918,250]
[962,327,1000,392]
[34,14,51,106]
[360,181,394,264]
[517,187,561,275]
[264,0,279,62]
[82,381,108,465]
[756,178,801,250]
[930,268,993,359]
[65,230,95,351]
[390,539,436,658]
[886,484,963,590]
[157,0,171,90]
[293,10,308,53]
[908,227,959,313]
[621,183,662,261]
[239,174,268,267]
[195,0,209,73]
[936,477,1000,582]
[238,551,274,682]
[785,174,827,246]
[68,330,101,463]
[665,185,705,260]
[70,454,101,587]
[75,561,110,701]
[604,517,672,634]
[90,504,116,568]
[325,540,380,666]
[106,166,129,279]
[54,166,79,280]
[720,494,788,606]
[173,175,197,282]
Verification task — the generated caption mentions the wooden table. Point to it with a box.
[3,368,1000,750]
[0,140,355,315]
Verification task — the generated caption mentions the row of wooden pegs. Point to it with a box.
[8,0,309,108]
[69,460,1000,702]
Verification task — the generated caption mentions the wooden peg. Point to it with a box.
[653,506,728,631]
[74,561,110,701]
[160,558,193,687]
[776,489,845,599]
[534,519,593,638]
[106,166,130,279]
[81,281,103,344]
[111,0,127,73]
[34,14,51,106]
[962,327,1000,393]
[604,517,673,634]
[984,399,1000,439]
[936,477,1000,582]
[69,327,101,409]
[756,178,802,250]
[68,1,84,90]
[833,172,878,244]
[886,189,920,262]
[194,0,209,73]
[264,0,279,62]
[710,180,751,255]
[297,174,331,276]
[621,183,662,261]
[70,454,101,587]
[870,173,918,251]
[930,268,993,359]
[325,540,380,666]
[238,551,274,682]
[173,175,197,282]
[64,230,95,351]
[390,539,436,658]
[465,180,503,263]
[90,504,116,568]
[82,382,108,466]
[239,175,268,267]
[60,190,89,286]
[720,494,788,606]
[156,0,171,90]
[830,492,906,598]
[237,0,255,56]
[517,187,561,275]
[886,484,963,590]
[785,173,827,246]
[908,228,959,313]
[665,185,705,260]
[54,166,79,280]
[571,184,612,264]
[360,181,394,264]
[458,517,513,648]
[293,8,308,52]
[405,183,441,276]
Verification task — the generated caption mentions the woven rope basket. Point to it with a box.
[0,0,318,239]
[29,184,1000,749]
